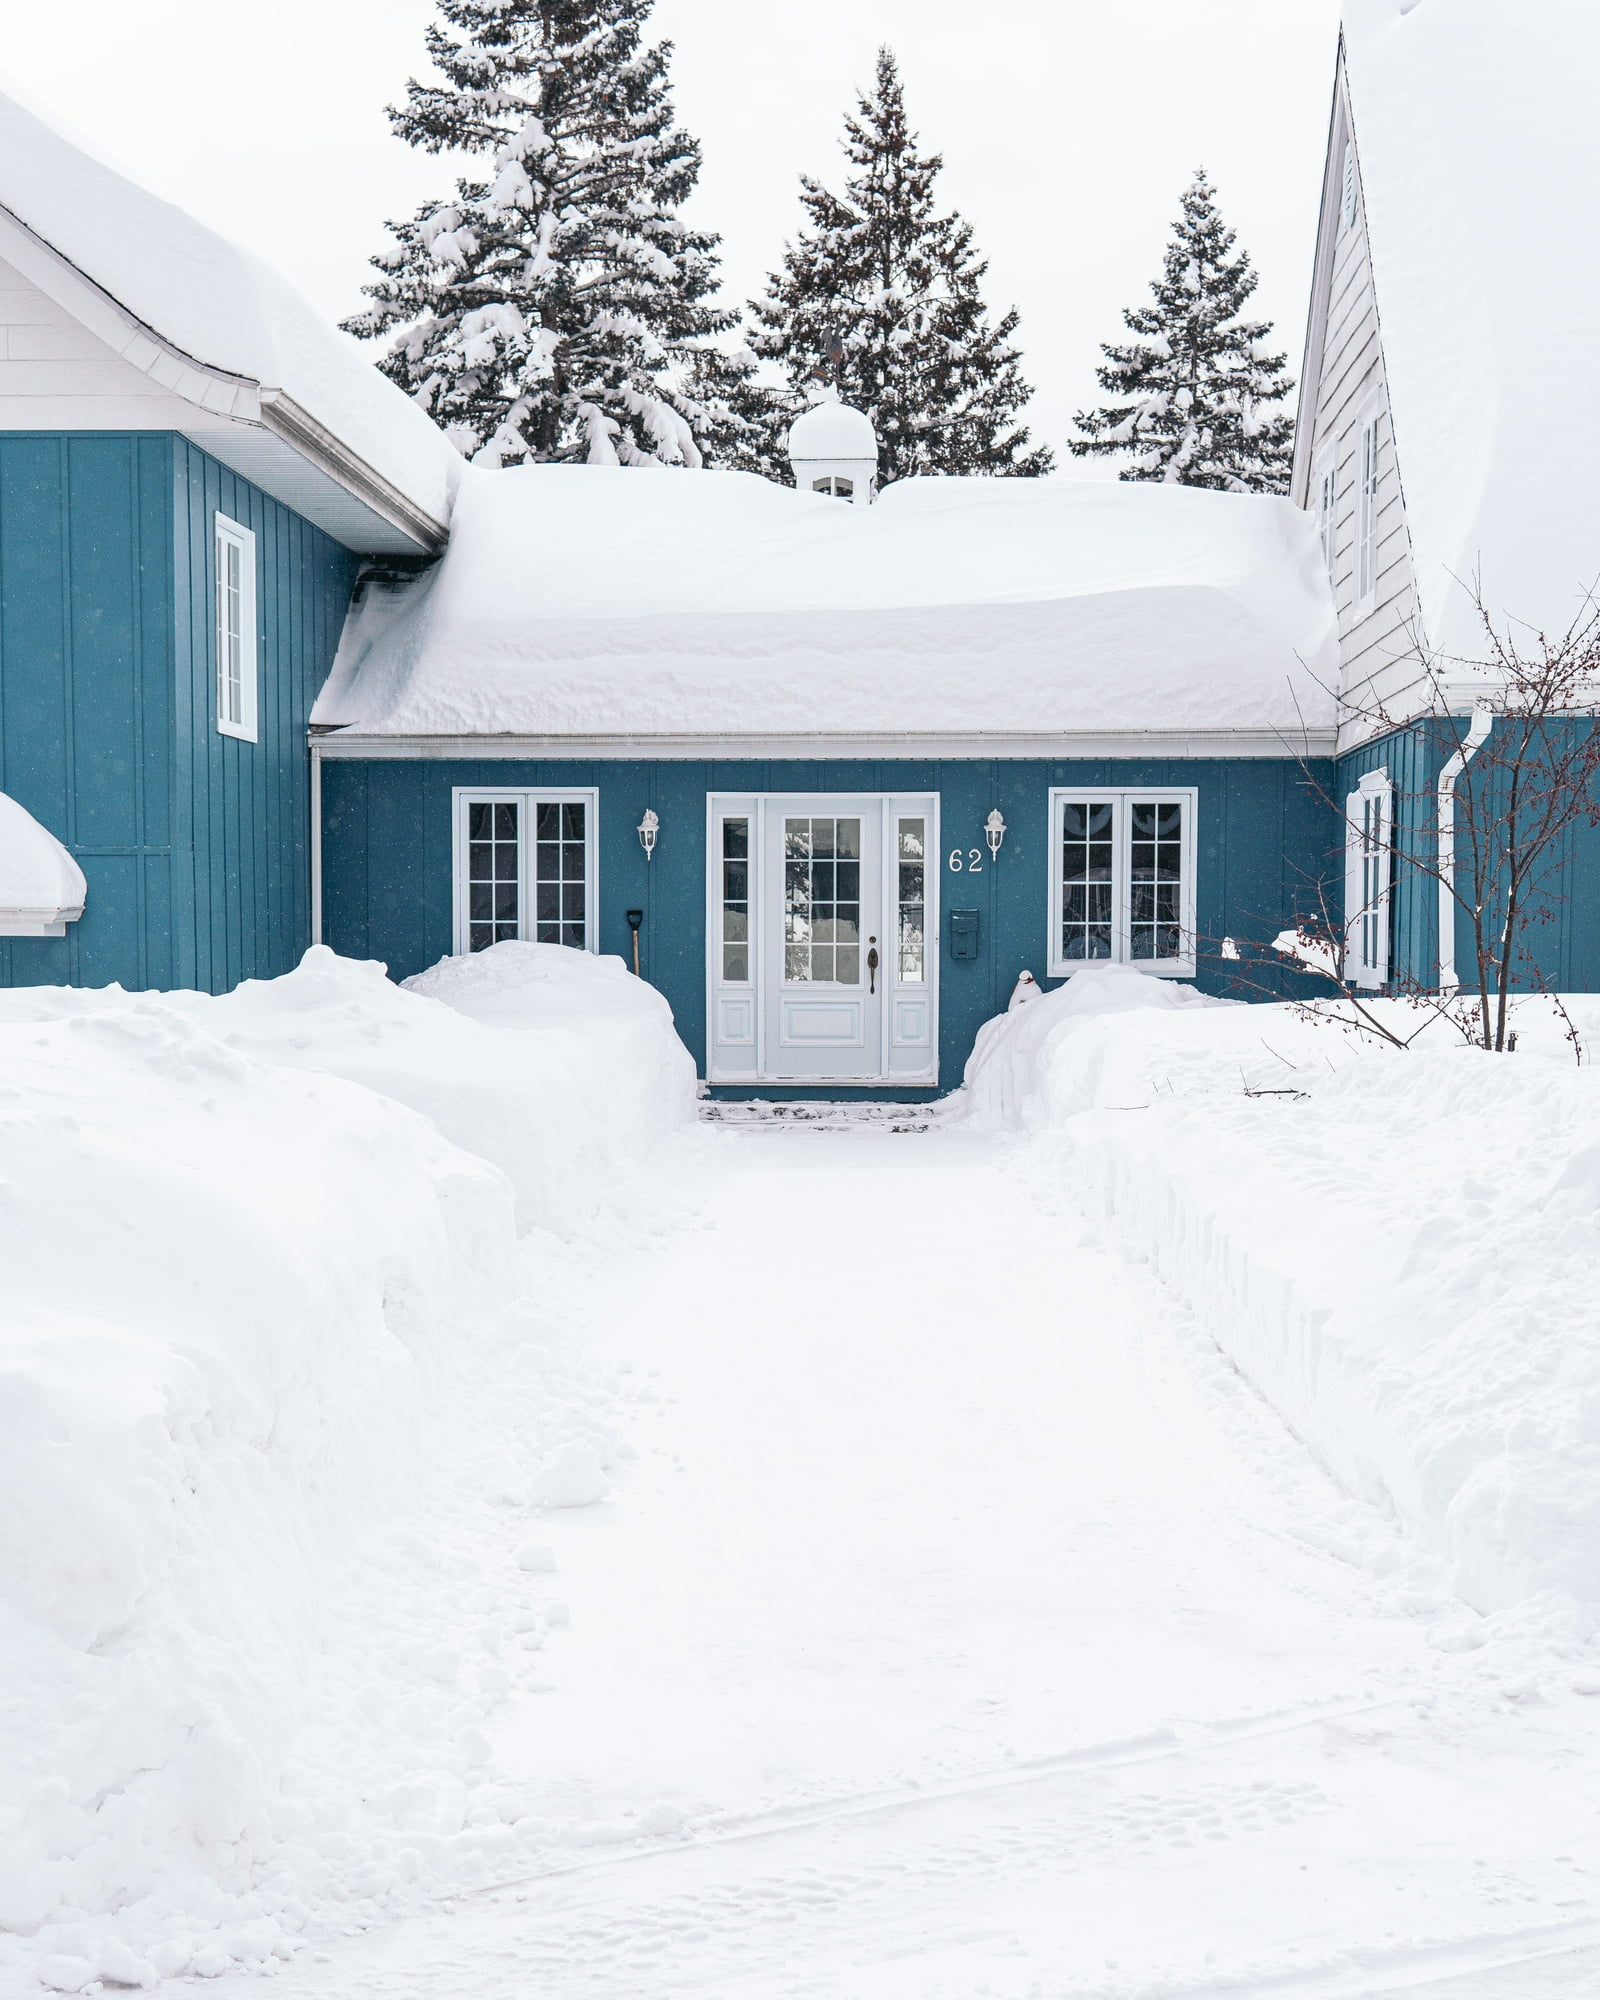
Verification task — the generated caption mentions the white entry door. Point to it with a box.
[769,800,883,1081]
[706,793,938,1086]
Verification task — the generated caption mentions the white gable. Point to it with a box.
[1342,0,1600,658]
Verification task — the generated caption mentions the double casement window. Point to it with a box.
[1344,768,1393,989]
[1048,789,1197,978]
[452,789,598,955]
[214,513,258,742]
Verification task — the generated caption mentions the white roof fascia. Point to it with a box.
[1290,39,1350,509]
[312,727,1339,763]
[0,201,445,555]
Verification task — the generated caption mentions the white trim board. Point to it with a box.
[316,729,1338,763]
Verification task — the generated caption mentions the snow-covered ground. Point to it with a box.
[9,957,1600,1995]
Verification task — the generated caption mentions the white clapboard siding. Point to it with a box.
[0,256,226,432]
[1293,48,1426,753]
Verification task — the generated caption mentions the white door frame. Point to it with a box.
[705,791,939,1087]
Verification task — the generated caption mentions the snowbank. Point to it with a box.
[962,967,1600,1616]
[0,947,695,1990]
[313,464,1338,743]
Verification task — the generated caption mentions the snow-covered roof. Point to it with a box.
[787,400,877,462]
[314,466,1339,753]
[0,790,85,935]
[0,84,462,554]
[1342,0,1600,655]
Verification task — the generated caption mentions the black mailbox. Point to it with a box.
[949,908,980,961]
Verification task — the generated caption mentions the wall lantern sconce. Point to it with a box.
[985,809,1007,857]
[637,808,660,860]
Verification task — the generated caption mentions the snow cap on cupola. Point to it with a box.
[787,391,879,504]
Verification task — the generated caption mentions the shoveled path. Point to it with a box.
[200,1118,1600,1999]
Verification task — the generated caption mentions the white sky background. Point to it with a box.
[0,0,1342,469]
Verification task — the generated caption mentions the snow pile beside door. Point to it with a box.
[960,966,1600,1620]
[0,947,695,1991]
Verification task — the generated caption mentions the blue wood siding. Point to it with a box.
[324,755,1339,1089]
[0,433,357,993]
[1339,722,1600,992]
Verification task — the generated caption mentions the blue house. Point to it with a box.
[313,453,1340,1094]
[0,88,461,993]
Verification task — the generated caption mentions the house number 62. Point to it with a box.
[947,848,984,872]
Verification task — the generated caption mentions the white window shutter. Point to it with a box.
[1344,790,1366,981]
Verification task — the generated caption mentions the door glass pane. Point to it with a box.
[784,816,862,983]
[1129,800,1184,961]
[721,817,750,982]
[897,817,925,982]
[535,799,586,948]
[467,799,520,952]
[1061,800,1115,961]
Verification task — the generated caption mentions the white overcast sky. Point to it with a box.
[0,0,1342,465]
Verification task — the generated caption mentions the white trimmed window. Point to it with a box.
[1344,768,1393,989]
[453,789,598,955]
[1341,139,1358,231]
[214,513,258,742]
[1048,789,1197,979]
[1355,413,1381,612]
[1315,453,1338,582]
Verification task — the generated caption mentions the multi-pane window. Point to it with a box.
[1060,800,1116,962]
[897,817,926,981]
[1050,791,1195,977]
[812,477,854,499]
[721,817,750,981]
[1356,416,1380,608]
[1128,802,1185,961]
[467,801,521,952]
[783,815,861,983]
[214,513,257,742]
[534,801,587,947]
[455,791,595,956]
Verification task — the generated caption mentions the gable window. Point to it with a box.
[214,513,258,742]
[1316,454,1338,581]
[1355,413,1381,612]
[1341,139,1358,231]
[452,788,598,955]
[1048,789,1197,979]
[1344,769,1393,990]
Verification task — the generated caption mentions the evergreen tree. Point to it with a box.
[345,0,739,468]
[744,48,1052,484]
[1070,170,1294,493]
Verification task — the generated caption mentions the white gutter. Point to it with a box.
[1437,703,1493,995]
[310,740,324,947]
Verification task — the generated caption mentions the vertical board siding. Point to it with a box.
[0,433,173,989]
[0,431,357,994]
[171,439,358,993]
[323,755,1339,1089]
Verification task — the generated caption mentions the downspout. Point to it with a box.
[310,738,324,948]
[1436,703,1493,994]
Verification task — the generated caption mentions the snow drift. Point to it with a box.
[963,966,1600,1618]
[0,946,694,1991]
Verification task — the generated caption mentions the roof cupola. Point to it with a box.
[786,395,879,504]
